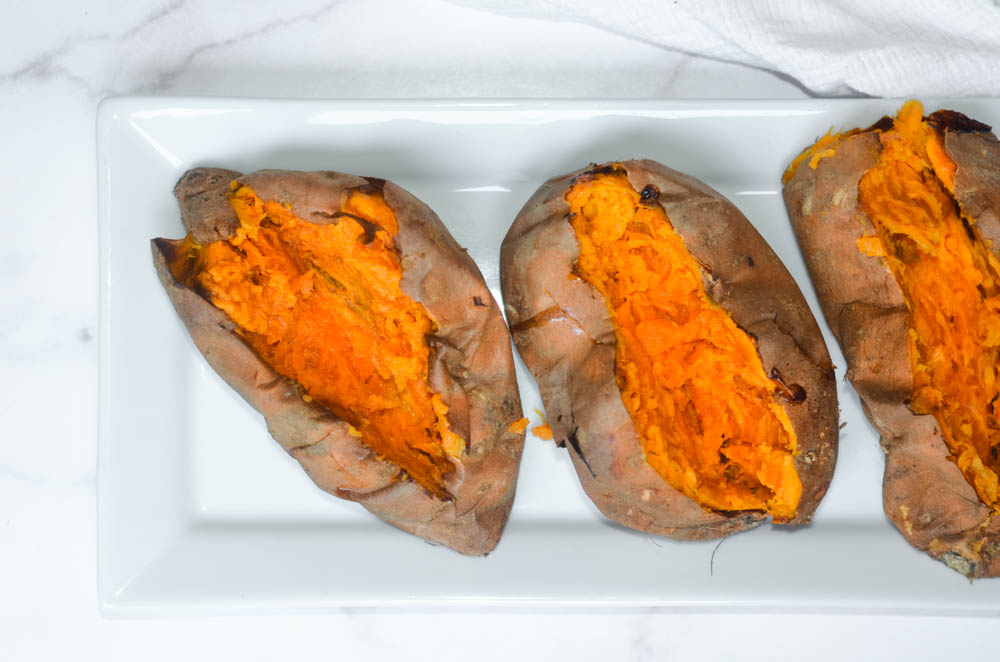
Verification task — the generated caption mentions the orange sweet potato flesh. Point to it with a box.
[858,101,1000,510]
[504,159,838,539]
[163,183,462,500]
[566,171,802,520]
[783,102,1000,576]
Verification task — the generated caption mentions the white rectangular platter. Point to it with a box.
[98,97,1000,615]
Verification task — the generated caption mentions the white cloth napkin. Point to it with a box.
[451,0,1000,97]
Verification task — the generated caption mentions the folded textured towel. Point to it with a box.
[453,0,1000,97]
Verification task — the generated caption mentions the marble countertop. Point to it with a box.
[1,0,993,658]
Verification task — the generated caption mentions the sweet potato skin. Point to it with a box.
[501,160,838,540]
[152,168,525,556]
[783,123,1000,577]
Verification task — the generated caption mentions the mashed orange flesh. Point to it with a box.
[566,170,802,519]
[858,100,1000,509]
[166,183,463,500]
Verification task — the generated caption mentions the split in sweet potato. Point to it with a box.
[857,100,1000,509]
[160,182,463,500]
[565,168,802,520]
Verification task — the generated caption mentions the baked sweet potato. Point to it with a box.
[783,100,1000,577]
[152,168,525,555]
[501,160,838,539]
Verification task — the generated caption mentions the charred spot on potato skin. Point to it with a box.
[155,237,207,291]
[769,367,807,403]
[746,256,755,268]
[926,110,992,134]
[500,396,518,419]
[867,115,895,133]
[785,384,808,403]
[586,162,624,177]
[154,237,185,270]
[359,177,387,194]
[566,427,596,477]
[639,185,660,205]
[473,296,487,307]
[313,210,383,244]
[961,217,978,243]
[311,210,342,224]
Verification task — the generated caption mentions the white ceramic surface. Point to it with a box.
[98,96,1000,615]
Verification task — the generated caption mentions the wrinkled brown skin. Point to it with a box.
[501,160,838,540]
[783,120,1000,577]
[152,168,525,556]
